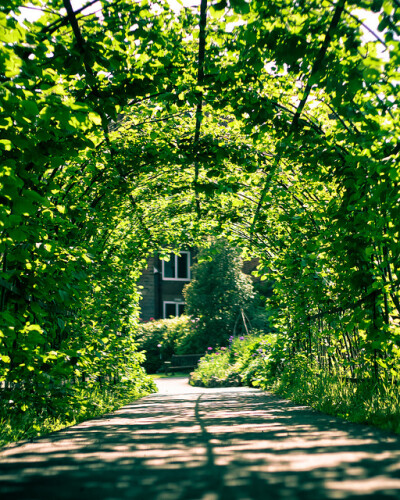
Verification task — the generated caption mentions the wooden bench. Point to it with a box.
[164,354,203,375]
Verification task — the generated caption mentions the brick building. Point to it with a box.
[138,251,193,322]
[137,250,260,322]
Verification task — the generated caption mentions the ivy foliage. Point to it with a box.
[1,0,400,410]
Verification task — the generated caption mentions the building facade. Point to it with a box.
[138,251,193,322]
[138,250,260,322]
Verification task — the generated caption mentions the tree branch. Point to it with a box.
[193,0,208,218]
[291,0,347,131]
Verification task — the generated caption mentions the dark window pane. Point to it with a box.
[165,303,176,318]
[163,255,175,278]
[177,253,188,279]
[178,303,185,316]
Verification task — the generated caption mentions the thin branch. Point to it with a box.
[350,12,386,47]
[63,0,116,162]
[276,181,320,235]
[322,0,388,48]
[21,5,63,17]
[62,0,91,73]
[291,0,347,131]
[193,0,208,218]
[316,97,360,135]
[117,112,187,132]
[42,0,101,34]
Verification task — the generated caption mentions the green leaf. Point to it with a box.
[89,112,102,126]
[25,324,43,332]
[82,254,92,264]
[372,0,383,12]
[23,189,46,204]
[212,0,227,11]
[210,5,225,19]
[0,139,12,151]
[9,227,28,242]
[230,0,249,14]
[13,198,36,216]
[22,100,39,117]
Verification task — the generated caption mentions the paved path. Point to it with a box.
[1,377,400,499]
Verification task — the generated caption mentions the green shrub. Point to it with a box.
[189,332,277,387]
[189,348,240,387]
[183,241,257,350]
[135,315,199,373]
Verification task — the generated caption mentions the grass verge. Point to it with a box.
[269,366,400,434]
[0,378,157,449]
[189,336,400,435]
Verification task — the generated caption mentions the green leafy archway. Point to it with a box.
[1,0,400,391]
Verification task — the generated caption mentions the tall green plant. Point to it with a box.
[183,241,256,349]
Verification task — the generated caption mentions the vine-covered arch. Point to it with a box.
[1,0,399,391]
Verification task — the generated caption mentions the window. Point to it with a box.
[163,301,185,318]
[162,252,190,281]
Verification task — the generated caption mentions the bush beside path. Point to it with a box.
[1,377,400,500]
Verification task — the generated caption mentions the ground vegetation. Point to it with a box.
[190,336,400,434]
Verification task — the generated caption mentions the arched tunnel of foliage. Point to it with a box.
[1,0,400,404]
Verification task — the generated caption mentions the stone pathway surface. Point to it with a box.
[1,377,400,499]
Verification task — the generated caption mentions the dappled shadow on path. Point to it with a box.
[1,385,400,500]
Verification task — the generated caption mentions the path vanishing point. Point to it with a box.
[1,377,400,500]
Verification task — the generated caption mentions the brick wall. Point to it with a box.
[137,256,156,321]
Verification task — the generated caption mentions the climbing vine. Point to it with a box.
[1,0,400,411]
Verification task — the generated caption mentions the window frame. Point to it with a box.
[161,251,191,281]
[163,301,185,319]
